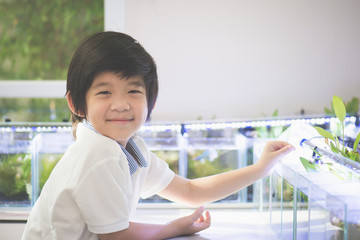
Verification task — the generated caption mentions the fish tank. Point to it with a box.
[255,118,360,240]
[137,123,183,204]
[183,122,249,204]
[1,115,354,210]
[0,128,32,207]
[0,123,73,207]
[138,122,251,204]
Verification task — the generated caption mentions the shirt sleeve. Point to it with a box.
[74,157,133,234]
[140,151,175,199]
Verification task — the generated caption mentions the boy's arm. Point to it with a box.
[97,207,210,240]
[158,141,294,207]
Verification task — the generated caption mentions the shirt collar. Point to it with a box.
[82,120,148,175]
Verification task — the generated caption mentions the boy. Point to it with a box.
[22,32,294,240]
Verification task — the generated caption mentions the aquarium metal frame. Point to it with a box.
[301,139,360,173]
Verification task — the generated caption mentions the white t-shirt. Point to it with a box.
[22,123,175,239]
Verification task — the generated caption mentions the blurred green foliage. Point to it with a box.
[0,0,104,80]
[0,0,103,122]
[255,109,287,138]
[324,97,359,115]
[187,149,235,179]
[153,150,179,174]
[39,154,61,190]
[0,153,31,202]
[0,152,62,204]
[0,98,70,122]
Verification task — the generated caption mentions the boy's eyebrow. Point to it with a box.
[127,78,145,88]
[91,81,110,89]
[91,78,145,89]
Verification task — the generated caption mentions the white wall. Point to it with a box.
[110,0,360,122]
[0,223,25,240]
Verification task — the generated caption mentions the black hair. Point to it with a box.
[66,31,158,125]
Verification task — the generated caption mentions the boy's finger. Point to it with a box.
[274,144,295,158]
[190,206,205,221]
[205,211,211,224]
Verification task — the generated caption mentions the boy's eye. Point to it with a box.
[97,91,111,95]
[129,90,142,94]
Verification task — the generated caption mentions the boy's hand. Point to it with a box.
[167,206,211,237]
[256,141,295,177]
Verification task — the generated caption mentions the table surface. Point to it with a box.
[0,207,278,240]
[132,208,277,240]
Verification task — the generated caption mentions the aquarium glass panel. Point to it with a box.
[34,132,74,197]
[186,148,241,202]
[152,150,179,175]
[294,173,309,240]
[0,131,33,206]
[138,128,182,203]
[268,174,283,239]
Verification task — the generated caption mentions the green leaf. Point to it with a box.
[330,142,340,153]
[343,148,351,159]
[354,153,360,163]
[272,109,279,117]
[313,126,335,141]
[353,132,360,153]
[255,126,267,138]
[347,151,356,161]
[324,107,333,115]
[346,97,359,114]
[271,126,284,138]
[329,168,345,181]
[300,157,320,172]
[312,147,323,157]
[332,95,347,123]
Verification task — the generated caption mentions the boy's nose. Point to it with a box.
[111,99,130,111]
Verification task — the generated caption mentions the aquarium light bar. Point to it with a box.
[140,124,182,133]
[0,126,72,133]
[184,116,348,131]
[0,116,356,133]
[0,124,183,133]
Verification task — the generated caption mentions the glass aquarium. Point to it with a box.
[138,124,183,204]
[0,129,32,207]
[1,115,356,211]
[32,130,74,201]
[258,120,360,240]
[138,122,251,204]
[0,123,72,207]
[184,123,249,203]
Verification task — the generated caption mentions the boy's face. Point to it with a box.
[85,72,148,146]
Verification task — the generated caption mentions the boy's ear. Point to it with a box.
[66,92,85,117]
[151,100,156,111]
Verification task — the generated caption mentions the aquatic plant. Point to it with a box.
[324,96,359,115]
[255,109,286,138]
[39,154,61,190]
[300,96,360,179]
[0,154,31,202]
[314,95,360,163]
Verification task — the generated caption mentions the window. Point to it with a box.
[0,0,104,122]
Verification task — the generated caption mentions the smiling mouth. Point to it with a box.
[107,119,133,124]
